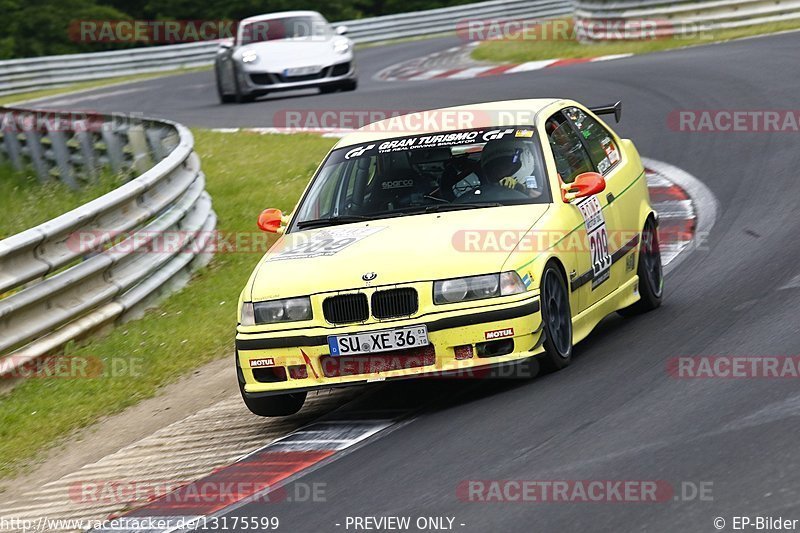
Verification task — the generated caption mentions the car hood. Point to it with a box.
[247,205,550,301]
[239,39,346,70]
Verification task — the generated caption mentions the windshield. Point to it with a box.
[239,16,332,45]
[291,126,551,231]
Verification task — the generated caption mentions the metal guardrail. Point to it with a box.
[0,108,216,376]
[575,0,800,39]
[0,0,573,97]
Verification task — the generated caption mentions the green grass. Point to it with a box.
[0,167,124,240]
[472,18,800,63]
[0,130,338,479]
[0,66,211,107]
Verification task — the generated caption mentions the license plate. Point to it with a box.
[328,326,429,356]
[284,66,321,77]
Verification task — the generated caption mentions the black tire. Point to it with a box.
[619,217,663,316]
[216,67,235,104]
[538,262,573,373]
[340,79,357,92]
[241,388,307,417]
[319,84,339,94]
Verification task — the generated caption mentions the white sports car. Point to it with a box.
[215,11,357,103]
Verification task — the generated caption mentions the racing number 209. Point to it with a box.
[589,226,612,278]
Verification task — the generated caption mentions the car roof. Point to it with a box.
[240,11,324,26]
[333,98,567,149]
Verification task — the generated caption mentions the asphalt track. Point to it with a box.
[34,32,800,532]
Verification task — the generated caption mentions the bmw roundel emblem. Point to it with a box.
[362,272,377,282]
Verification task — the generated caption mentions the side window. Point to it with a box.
[545,113,594,184]
[564,107,621,175]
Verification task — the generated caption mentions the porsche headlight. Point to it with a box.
[332,38,351,55]
[241,51,258,64]
[241,297,313,325]
[433,272,526,305]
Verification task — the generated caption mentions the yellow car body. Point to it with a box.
[236,98,662,415]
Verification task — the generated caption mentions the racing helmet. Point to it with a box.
[480,138,538,185]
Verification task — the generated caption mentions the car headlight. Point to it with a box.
[241,51,258,64]
[332,38,351,55]
[433,272,526,305]
[240,297,313,325]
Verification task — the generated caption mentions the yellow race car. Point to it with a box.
[236,99,663,416]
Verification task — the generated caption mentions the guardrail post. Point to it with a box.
[74,121,98,181]
[46,124,79,189]
[2,128,23,171]
[21,127,50,183]
[100,125,124,174]
[127,123,153,175]
[146,127,169,162]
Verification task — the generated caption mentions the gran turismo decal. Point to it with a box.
[345,144,375,159]
[339,127,537,159]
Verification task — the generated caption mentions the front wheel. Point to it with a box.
[619,217,663,316]
[233,66,255,103]
[241,389,307,417]
[216,67,235,104]
[538,263,573,372]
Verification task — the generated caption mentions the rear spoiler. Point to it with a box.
[589,101,622,123]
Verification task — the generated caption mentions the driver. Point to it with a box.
[480,139,543,198]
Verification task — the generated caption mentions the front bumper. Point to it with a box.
[236,295,543,396]
[241,61,356,93]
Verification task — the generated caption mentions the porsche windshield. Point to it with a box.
[239,16,331,45]
[292,127,551,230]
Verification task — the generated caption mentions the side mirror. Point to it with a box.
[257,208,284,233]
[218,40,233,51]
[562,172,606,202]
[335,25,348,35]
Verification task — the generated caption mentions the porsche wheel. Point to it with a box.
[539,263,573,372]
[233,66,255,104]
[216,68,234,104]
[619,217,663,316]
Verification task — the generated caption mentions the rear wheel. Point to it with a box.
[619,217,663,316]
[538,263,573,372]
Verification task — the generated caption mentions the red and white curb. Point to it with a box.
[375,43,632,82]
[92,414,405,533]
[642,157,718,275]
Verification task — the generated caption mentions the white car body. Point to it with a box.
[215,11,357,103]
